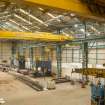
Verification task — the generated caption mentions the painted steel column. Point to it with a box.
[18,47,25,69]
[29,47,33,69]
[96,42,98,64]
[72,48,74,62]
[82,21,88,69]
[56,45,62,78]
[41,46,45,61]
[11,42,17,66]
[82,42,88,69]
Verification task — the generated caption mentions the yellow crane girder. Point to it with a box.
[0,31,73,42]
[1,0,105,20]
[24,0,105,21]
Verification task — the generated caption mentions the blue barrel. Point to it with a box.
[91,84,97,100]
[96,85,104,97]
[91,84,104,100]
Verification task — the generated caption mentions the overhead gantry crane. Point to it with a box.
[23,0,105,21]
[0,31,73,42]
[1,0,105,20]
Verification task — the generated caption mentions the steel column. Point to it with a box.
[96,42,98,64]
[82,42,88,69]
[72,48,74,62]
[11,42,17,66]
[29,47,33,69]
[41,46,45,61]
[56,45,62,78]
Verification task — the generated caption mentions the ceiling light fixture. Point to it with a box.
[9,19,30,31]
[19,9,48,26]
[14,14,32,25]
[38,7,44,11]
[47,13,55,18]
[74,24,78,28]
[70,13,75,17]
[80,28,85,32]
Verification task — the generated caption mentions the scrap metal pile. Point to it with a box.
[73,68,105,78]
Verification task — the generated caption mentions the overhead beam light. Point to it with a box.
[14,14,32,25]
[91,26,100,34]
[38,7,44,11]
[70,13,75,17]
[4,22,24,32]
[87,33,90,36]
[30,25,40,30]
[47,13,55,18]
[9,19,31,31]
[45,15,63,23]
[0,14,11,18]
[38,7,58,19]
[74,24,78,28]
[80,28,85,32]
[5,22,23,31]
[62,32,69,36]
[19,9,48,26]
[22,25,31,31]
[38,7,60,21]
[0,11,9,15]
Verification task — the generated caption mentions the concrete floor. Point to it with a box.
[0,72,90,105]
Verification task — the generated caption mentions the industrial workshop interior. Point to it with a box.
[0,0,105,105]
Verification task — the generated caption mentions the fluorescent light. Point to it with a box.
[47,13,55,18]
[70,13,75,17]
[30,26,40,30]
[19,9,48,26]
[5,22,24,32]
[22,26,30,31]
[38,8,60,21]
[74,24,78,28]
[0,11,9,15]
[38,7,44,11]
[87,33,90,36]
[45,15,62,23]
[9,19,30,31]
[14,14,32,25]
[0,15,11,18]
[91,26,100,34]
[63,32,69,36]
[98,32,100,34]
[9,19,19,25]
[80,29,85,32]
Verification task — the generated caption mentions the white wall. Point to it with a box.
[62,47,105,65]
[0,42,12,65]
